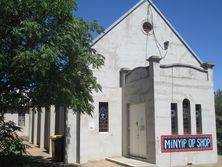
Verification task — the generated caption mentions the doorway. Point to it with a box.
[128,103,147,159]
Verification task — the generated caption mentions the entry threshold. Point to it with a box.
[106,157,156,167]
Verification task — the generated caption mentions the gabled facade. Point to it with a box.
[28,0,217,166]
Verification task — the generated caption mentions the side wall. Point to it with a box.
[29,106,56,155]
[78,90,122,163]
[4,112,29,136]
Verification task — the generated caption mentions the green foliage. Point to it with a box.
[215,89,222,154]
[0,117,26,156]
[0,0,104,114]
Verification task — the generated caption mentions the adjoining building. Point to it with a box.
[28,0,217,166]
[4,110,29,136]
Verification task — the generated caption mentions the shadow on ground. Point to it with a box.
[0,154,75,167]
[0,155,53,167]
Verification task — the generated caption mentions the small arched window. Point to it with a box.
[183,99,191,134]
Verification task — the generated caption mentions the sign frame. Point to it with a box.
[161,134,213,153]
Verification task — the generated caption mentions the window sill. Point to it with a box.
[99,132,109,135]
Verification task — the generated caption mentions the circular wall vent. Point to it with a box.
[142,21,153,34]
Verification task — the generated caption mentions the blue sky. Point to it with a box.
[75,0,222,91]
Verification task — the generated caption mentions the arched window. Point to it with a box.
[183,99,191,134]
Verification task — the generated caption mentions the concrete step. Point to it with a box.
[106,157,156,167]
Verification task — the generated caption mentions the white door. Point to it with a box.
[129,103,147,159]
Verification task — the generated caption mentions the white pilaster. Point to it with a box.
[40,108,46,149]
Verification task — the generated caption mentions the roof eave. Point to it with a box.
[91,0,146,46]
[147,0,203,65]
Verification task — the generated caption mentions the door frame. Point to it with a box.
[127,103,147,161]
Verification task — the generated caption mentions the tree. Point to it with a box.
[0,117,25,156]
[215,89,222,154]
[0,0,104,115]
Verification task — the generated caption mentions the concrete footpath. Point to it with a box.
[82,156,222,167]
[25,141,222,167]
[24,141,51,161]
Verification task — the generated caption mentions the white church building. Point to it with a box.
[28,0,217,166]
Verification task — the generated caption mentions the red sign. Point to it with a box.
[161,134,213,153]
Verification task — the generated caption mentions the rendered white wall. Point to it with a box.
[29,109,33,142]
[79,92,122,163]
[40,108,46,149]
[4,113,18,124]
[4,112,29,136]
[33,110,38,145]
[65,110,77,164]
[49,105,56,155]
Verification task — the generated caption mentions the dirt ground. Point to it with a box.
[24,141,222,167]
[81,159,222,167]
[81,160,124,167]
